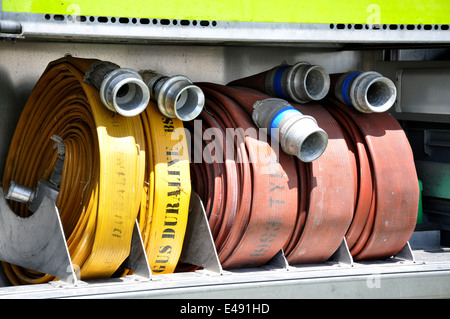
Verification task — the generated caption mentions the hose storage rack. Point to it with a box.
[1,0,450,299]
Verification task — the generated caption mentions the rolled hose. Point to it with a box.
[215,81,418,263]
[189,83,355,266]
[323,97,419,259]
[137,101,191,275]
[2,57,146,284]
[187,83,299,268]
[1,57,191,284]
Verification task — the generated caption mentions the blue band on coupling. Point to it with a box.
[270,106,300,131]
[273,66,289,100]
[341,72,362,105]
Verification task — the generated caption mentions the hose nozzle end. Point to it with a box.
[141,71,204,121]
[253,98,328,162]
[336,71,397,113]
[164,78,204,121]
[282,115,328,162]
[85,61,150,117]
[266,62,330,103]
[100,68,150,117]
[5,181,36,204]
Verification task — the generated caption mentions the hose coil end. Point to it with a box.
[84,61,150,117]
[100,68,150,117]
[265,62,331,104]
[253,98,328,162]
[5,181,36,204]
[335,71,397,113]
[142,71,205,121]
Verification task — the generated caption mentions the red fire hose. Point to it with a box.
[188,78,418,268]
[187,83,299,268]
[323,97,419,260]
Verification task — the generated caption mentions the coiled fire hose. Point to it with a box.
[2,57,145,284]
[224,67,419,262]
[193,83,355,265]
[322,97,418,259]
[1,57,190,284]
[187,83,299,268]
[138,101,191,275]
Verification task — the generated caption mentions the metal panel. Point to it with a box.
[396,68,450,115]
[376,61,450,123]
[1,4,450,44]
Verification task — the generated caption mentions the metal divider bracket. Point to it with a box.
[394,241,416,263]
[0,186,79,285]
[266,249,290,270]
[120,221,153,281]
[179,192,223,275]
[330,238,354,266]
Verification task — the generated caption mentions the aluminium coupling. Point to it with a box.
[265,62,330,104]
[334,71,397,113]
[141,70,204,121]
[5,181,36,204]
[84,61,150,117]
[252,98,328,162]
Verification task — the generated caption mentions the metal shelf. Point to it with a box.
[0,248,449,299]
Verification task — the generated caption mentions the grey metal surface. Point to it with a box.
[0,42,362,88]
[0,250,449,298]
[1,10,450,44]
[0,187,78,284]
[179,193,222,274]
[396,68,450,115]
[376,60,450,123]
[0,65,23,182]
[329,239,354,266]
[120,221,152,280]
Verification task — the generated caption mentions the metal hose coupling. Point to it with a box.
[265,62,330,104]
[252,98,328,162]
[140,70,204,121]
[334,71,397,113]
[5,135,64,210]
[84,61,150,117]
[5,181,36,204]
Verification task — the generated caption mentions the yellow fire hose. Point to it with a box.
[1,57,190,284]
[139,105,191,275]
